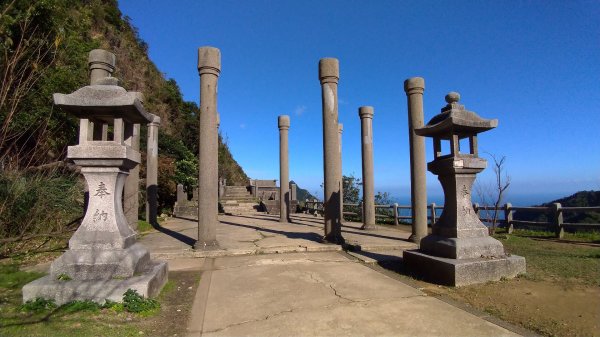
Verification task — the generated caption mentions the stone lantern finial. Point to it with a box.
[445,91,460,104]
[88,49,116,85]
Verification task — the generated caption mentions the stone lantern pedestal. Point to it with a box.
[22,50,167,304]
[404,92,525,286]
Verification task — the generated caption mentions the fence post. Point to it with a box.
[552,202,564,238]
[504,203,513,234]
[393,203,399,225]
[473,203,480,218]
[430,203,437,225]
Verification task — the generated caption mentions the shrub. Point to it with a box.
[122,289,160,314]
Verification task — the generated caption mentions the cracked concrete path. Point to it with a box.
[186,252,520,337]
[140,213,418,259]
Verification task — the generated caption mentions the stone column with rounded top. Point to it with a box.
[338,123,344,223]
[195,47,221,249]
[278,115,291,222]
[319,58,343,244]
[404,77,428,243]
[124,123,140,230]
[359,106,376,230]
[146,115,160,225]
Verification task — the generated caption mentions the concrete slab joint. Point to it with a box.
[22,49,167,305]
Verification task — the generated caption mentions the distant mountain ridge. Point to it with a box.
[515,190,600,224]
[290,180,316,202]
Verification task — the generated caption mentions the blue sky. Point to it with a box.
[118,0,599,205]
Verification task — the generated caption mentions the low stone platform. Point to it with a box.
[403,250,526,287]
[23,261,167,305]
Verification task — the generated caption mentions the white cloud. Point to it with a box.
[239,123,246,129]
[294,105,307,116]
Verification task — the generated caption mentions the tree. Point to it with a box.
[475,153,511,234]
[342,174,361,204]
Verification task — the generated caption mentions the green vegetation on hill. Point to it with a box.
[0,0,248,253]
[290,180,316,201]
[514,190,600,224]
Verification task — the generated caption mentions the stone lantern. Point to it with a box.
[403,92,525,286]
[23,50,167,304]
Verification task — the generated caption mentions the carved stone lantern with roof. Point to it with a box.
[23,49,167,304]
[403,92,525,286]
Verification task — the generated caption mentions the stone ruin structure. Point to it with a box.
[359,106,376,230]
[172,178,299,219]
[403,92,526,286]
[319,58,344,244]
[195,47,221,249]
[404,77,428,242]
[23,49,167,304]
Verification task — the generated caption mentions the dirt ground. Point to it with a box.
[420,277,600,337]
[133,270,200,336]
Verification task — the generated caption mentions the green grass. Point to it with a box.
[136,220,154,233]
[494,230,600,286]
[0,264,44,289]
[0,263,163,337]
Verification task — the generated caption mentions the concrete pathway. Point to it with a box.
[140,214,523,337]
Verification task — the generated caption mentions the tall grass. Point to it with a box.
[0,169,83,256]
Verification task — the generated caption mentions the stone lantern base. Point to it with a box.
[403,250,525,287]
[22,147,168,305]
[22,261,167,305]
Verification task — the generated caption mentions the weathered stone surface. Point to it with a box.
[146,115,160,225]
[359,106,376,230]
[278,115,290,222]
[404,77,428,243]
[49,243,150,280]
[23,261,167,305]
[406,91,525,286]
[404,250,526,286]
[23,49,167,304]
[196,46,221,249]
[319,58,343,244]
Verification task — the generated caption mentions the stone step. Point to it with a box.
[346,249,407,265]
[221,196,255,201]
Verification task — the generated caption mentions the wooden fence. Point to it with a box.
[302,199,600,238]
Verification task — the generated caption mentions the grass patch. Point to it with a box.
[0,264,166,337]
[0,264,44,289]
[495,231,600,286]
[137,220,154,233]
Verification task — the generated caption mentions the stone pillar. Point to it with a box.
[289,182,297,201]
[319,58,343,244]
[359,106,376,230]
[338,123,344,223]
[404,77,428,243]
[124,124,141,230]
[278,115,291,223]
[176,184,186,203]
[195,47,220,249]
[146,115,160,225]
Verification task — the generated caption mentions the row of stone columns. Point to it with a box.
[315,57,427,243]
[191,48,429,248]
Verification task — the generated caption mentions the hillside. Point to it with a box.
[0,0,248,208]
[0,0,249,249]
[290,180,316,202]
[514,190,600,224]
